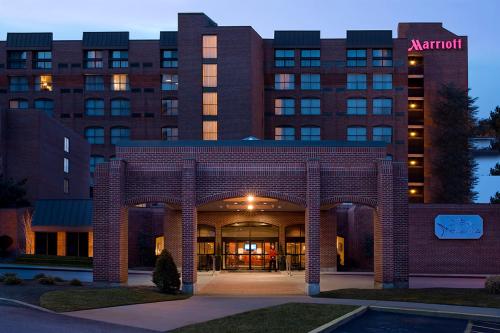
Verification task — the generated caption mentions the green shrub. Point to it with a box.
[0,235,13,257]
[0,273,17,282]
[69,278,82,286]
[53,276,64,282]
[153,249,180,294]
[485,276,500,294]
[3,275,22,285]
[34,273,46,279]
[38,276,55,285]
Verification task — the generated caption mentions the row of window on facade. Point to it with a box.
[274,49,392,68]
[274,98,393,115]
[274,73,393,90]
[274,126,393,142]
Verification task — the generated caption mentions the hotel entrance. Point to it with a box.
[222,222,278,271]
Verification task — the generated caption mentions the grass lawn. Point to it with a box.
[318,288,500,308]
[40,287,190,312]
[170,303,358,333]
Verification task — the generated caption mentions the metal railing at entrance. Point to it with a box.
[286,255,292,276]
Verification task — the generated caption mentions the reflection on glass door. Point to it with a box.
[285,224,306,270]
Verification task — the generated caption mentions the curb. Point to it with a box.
[370,305,500,323]
[0,297,54,314]
[308,306,367,333]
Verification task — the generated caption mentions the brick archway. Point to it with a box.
[92,142,409,294]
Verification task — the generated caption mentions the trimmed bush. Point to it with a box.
[485,276,500,294]
[3,275,22,285]
[153,249,180,294]
[0,235,13,257]
[69,278,83,286]
[53,276,65,282]
[0,273,17,282]
[34,273,46,279]
[38,276,55,285]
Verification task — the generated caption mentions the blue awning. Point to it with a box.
[32,200,92,227]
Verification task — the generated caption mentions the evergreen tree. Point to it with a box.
[152,249,180,294]
[488,106,500,150]
[490,163,500,176]
[490,192,500,204]
[0,177,30,208]
[431,84,478,203]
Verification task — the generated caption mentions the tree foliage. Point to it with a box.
[491,163,500,176]
[152,249,180,294]
[0,177,30,208]
[431,84,478,203]
[490,192,500,204]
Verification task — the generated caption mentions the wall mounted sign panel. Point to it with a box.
[434,215,483,239]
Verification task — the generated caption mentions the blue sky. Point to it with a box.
[1,0,498,118]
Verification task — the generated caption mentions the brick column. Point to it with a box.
[305,159,321,295]
[93,162,110,282]
[164,208,182,268]
[375,159,395,288]
[392,162,409,288]
[181,159,197,294]
[320,210,337,272]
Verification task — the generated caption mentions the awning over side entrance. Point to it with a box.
[32,199,92,230]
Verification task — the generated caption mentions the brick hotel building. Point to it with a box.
[1,13,497,294]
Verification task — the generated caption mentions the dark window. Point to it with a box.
[301,98,320,115]
[161,74,178,90]
[111,98,131,116]
[161,127,178,140]
[9,76,29,92]
[346,49,367,67]
[373,74,392,90]
[85,99,105,116]
[300,49,320,67]
[275,126,295,141]
[90,155,105,173]
[9,99,29,109]
[34,99,54,116]
[347,98,367,115]
[347,126,367,141]
[66,232,89,257]
[274,74,295,90]
[33,51,52,69]
[274,49,295,67]
[274,98,295,115]
[64,178,69,194]
[85,127,105,144]
[161,50,178,68]
[85,75,104,91]
[110,50,128,68]
[373,98,393,115]
[110,126,130,144]
[35,232,57,255]
[373,126,392,143]
[372,49,393,67]
[301,126,321,141]
[162,98,178,116]
[300,74,320,90]
[7,51,27,69]
[84,50,103,68]
[347,74,367,90]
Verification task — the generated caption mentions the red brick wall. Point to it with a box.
[409,204,500,274]
[0,209,20,254]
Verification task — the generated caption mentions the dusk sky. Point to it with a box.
[1,0,498,118]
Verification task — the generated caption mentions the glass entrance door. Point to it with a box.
[223,240,277,270]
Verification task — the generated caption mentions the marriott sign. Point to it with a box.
[408,38,463,51]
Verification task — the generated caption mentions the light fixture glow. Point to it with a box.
[409,60,416,66]
[247,204,254,211]
[410,131,417,137]
[410,189,417,194]
[247,195,255,202]
[410,160,417,166]
[410,103,417,109]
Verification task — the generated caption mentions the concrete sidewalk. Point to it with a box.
[66,296,500,332]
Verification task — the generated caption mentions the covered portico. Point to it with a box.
[92,140,409,295]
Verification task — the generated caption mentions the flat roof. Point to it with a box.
[116,140,387,148]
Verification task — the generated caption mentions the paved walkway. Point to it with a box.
[67,295,500,332]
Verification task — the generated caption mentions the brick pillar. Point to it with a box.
[320,209,337,272]
[93,160,128,283]
[181,159,197,294]
[164,208,182,268]
[375,159,396,288]
[57,232,66,256]
[305,159,321,295]
[392,162,409,287]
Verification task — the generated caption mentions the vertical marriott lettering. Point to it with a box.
[408,38,462,51]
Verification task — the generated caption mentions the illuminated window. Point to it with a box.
[84,50,103,68]
[85,99,104,116]
[162,98,178,116]
[85,75,104,91]
[300,49,320,67]
[373,126,392,143]
[161,74,178,90]
[347,74,367,90]
[85,127,105,144]
[202,35,217,58]
[346,49,366,67]
[9,76,29,92]
[35,75,53,91]
[64,137,70,153]
[64,158,69,173]
[275,126,295,141]
[372,49,393,67]
[373,74,392,90]
[90,155,105,173]
[111,98,131,116]
[373,98,392,115]
[347,126,367,141]
[7,51,27,69]
[155,236,165,256]
[275,49,295,67]
[202,64,217,87]
[9,99,28,109]
[301,126,321,141]
[110,50,128,68]
[347,98,367,115]
[110,126,130,144]
[301,74,320,90]
[34,99,54,116]
[34,51,52,69]
[161,50,178,68]
[111,74,129,91]
[274,98,295,115]
[161,127,178,141]
[301,98,320,115]
[275,74,295,90]
[203,93,218,116]
[203,121,218,140]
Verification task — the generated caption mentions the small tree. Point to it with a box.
[22,209,34,255]
[0,235,13,257]
[490,192,500,204]
[490,163,500,176]
[152,249,180,294]
[0,177,30,208]
[488,106,500,150]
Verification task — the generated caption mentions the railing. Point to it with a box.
[285,255,292,276]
